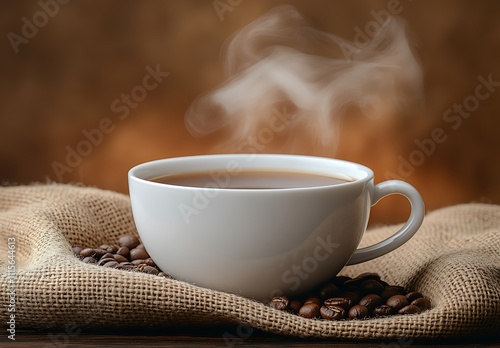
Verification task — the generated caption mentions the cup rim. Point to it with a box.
[128,154,374,192]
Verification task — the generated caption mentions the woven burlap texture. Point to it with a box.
[0,184,499,338]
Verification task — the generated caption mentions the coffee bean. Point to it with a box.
[136,243,146,249]
[269,296,289,311]
[319,282,340,300]
[332,276,351,287]
[289,300,302,314]
[341,292,361,306]
[320,304,346,320]
[130,248,149,261]
[348,305,369,319]
[386,295,410,311]
[118,235,140,249]
[144,258,156,267]
[97,257,115,265]
[343,278,363,287]
[80,248,95,257]
[142,265,159,275]
[116,246,130,256]
[102,260,119,268]
[357,272,381,281]
[381,286,406,300]
[304,296,322,306]
[105,245,119,253]
[360,279,384,294]
[131,259,146,265]
[113,254,128,263]
[93,248,106,258]
[82,256,97,264]
[73,246,82,255]
[324,297,352,311]
[398,304,421,315]
[412,297,431,310]
[373,305,394,317]
[299,303,320,318]
[359,294,384,312]
[406,291,423,303]
[102,253,115,260]
[158,272,171,278]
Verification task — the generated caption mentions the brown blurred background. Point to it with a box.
[1,0,499,226]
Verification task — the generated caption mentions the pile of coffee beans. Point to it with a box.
[72,234,170,277]
[268,273,431,320]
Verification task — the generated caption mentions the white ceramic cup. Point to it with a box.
[128,154,424,301]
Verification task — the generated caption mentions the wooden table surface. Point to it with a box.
[8,326,500,347]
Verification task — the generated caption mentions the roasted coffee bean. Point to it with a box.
[118,235,140,249]
[373,305,394,317]
[74,235,167,277]
[341,292,361,306]
[144,258,156,267]
[360,279,384,294]
[82,256,97,264]
[320,304,346,320]
[299,303,320,319]
[289,300,303,314]
[406,291,423,302]
[142,265,159,275]
[130,248,149,261]
[106,245,119,253]
[269,296,289,311]
[158,272,171,278]
[102,260,119,268]
[116,246,129,256]
[348,305,369,319]
[93,248,106,258]
[386,295,410,311]
[119,264,135,270]
[359,294,384,312]
[80,248,95,257]
[381,286,406,300]
[113,254,128,263]
[102,253,115,260]
[304,296,322,306]
[97,257,115,266]
[398,304,421,315]
[319,282,340,300]
[357,272,381,281]
[412,297,431,310]
[324,297,352,311]
[332,276,352,287]
[343,278,363,287]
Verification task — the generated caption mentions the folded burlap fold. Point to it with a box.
[1,184,499,338]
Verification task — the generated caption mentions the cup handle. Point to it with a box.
[346,180,425,265]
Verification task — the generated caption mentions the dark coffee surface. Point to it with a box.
[150,170,352,189]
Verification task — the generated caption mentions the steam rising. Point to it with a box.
[185,6,423,151]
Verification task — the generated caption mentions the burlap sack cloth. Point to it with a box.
[1,184,499,338]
